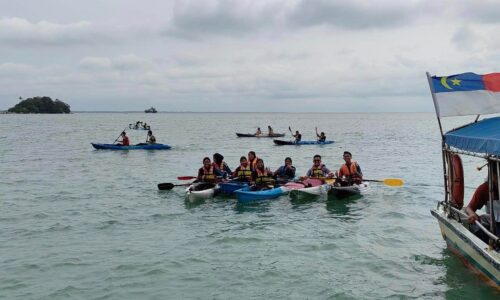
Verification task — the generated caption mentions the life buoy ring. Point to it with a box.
[449,154,464,209]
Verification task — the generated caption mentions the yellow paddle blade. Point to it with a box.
[324,178,335,184]
[383,178,404,186]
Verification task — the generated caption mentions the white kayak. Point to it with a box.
[329,182,369,198]
[185,182,218,202]
[289,183,331,201]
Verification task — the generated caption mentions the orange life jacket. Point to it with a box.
[248,157,259,170]
[339,161,360,179]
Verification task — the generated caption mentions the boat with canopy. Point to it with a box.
[427,72,500,288]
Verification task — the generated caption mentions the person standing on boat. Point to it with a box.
[274,157,296,182]
[232,156,253,182]
[336,151,363,185]
[301,154,333,180]
[248,151,259,170]
[255,127,262,136]
[146,130,156,144]
[251,158,276,187]
[212,153,232,179]
[268,126,274,136]
[293,130,302,143]
[116,132,130,146]
[197,157,224,183]
[316,127,326,142]
[465,167,500,245]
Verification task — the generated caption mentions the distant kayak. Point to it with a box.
[91,143,171,150]
[273,139,334,145]
[236,133,285,138]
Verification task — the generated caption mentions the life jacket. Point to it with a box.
[255,168,274,185]
[248,157,259,170]
[236,164,252,180]
[201,166,215,182]
[309,164,326,178]
[213,161,226,171]
[339,161,360,179]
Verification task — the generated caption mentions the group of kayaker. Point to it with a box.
[255,126,275,136]
[130,121,151,130]
[195,150,363,189]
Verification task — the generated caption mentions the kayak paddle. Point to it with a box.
[177,176,197,180]
[363,178,404,186]
[158,182,193,190]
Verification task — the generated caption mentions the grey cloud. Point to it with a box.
[0,17,113,46]
[287,0,415,29]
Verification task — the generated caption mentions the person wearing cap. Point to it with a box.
[273,157,296,182]
[301,154,333,180]
[146,130,156,144]
[212,153,232,179]
[232,156,253,181]
[336,151,363,185]
[116,131,130,146]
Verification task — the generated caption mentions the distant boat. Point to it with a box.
[145,107,157,113]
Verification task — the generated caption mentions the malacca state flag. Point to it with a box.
[430,72,500,117]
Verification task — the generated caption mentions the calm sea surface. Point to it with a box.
[1,112,498,299]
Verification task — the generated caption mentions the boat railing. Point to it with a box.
[440,201,500,246]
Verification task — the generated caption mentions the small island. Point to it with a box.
[145,107,157,113]
[8,96,71,114]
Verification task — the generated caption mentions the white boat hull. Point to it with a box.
[185,184,217,202]
[431,204,500,287]
[289,184,330,201]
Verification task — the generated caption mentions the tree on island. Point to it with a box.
[8,96,71,114]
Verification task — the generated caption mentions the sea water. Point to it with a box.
[0,113,498,299]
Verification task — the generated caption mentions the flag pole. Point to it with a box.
[427,71,449,204]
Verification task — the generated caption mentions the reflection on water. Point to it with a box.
[325,195,364,222]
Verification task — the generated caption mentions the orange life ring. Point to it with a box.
[449,154,464,209]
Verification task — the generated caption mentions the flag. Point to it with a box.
[429,72,500,117]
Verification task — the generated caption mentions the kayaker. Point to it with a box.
[252,158,276,187]
[465,166,500,246]
[197,157,224,183]
[143,122,150,130]
[146,130,156,144]
[116,131,130,146]
[293,130,302,142]
[255,127,262,136]
[232,156,253,182]
[212,153,232,179]
[273,157,296,182]
[135,121,141,129]
[248,151,259,170]
[302,154,333,180]
[336,151,363,185]
[268,126,274,136]
[316,127,326,142]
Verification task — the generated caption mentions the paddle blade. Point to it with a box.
[158,183,175,190]
[324,178,335,185]
[177,176,197,180]
[383,178,404,186]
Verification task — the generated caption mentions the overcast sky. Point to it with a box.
[1,0,499,112]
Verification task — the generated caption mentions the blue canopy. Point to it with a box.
[445,116,500,156]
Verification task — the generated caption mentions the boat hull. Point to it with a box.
[185,183,218,202]
[329,182,369,198]
[234,186,288,203]
[273,139,334,145]
[218,182,249,195]
[91,143,171,150]
[236,133,285,137]
[431,205,500,287]
[289,184,330,201]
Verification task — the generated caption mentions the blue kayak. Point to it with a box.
[219,182,249,195]
[234,186,288,203]
[273,139,334,145]
[91,143,171,150]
